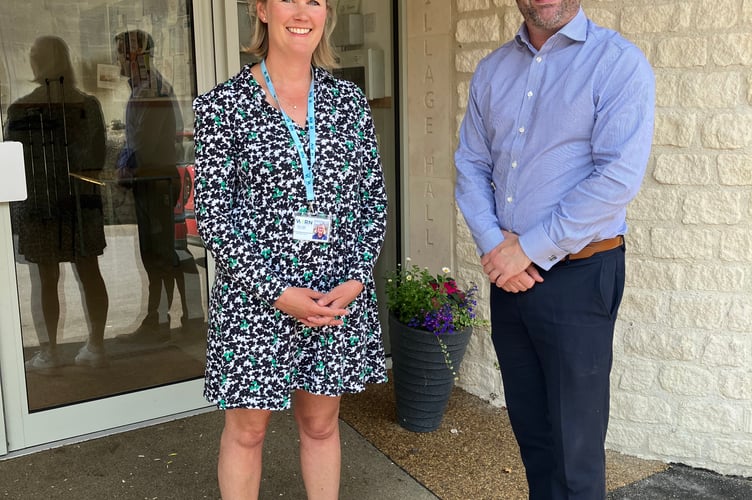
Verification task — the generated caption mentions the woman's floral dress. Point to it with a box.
[193,64,388,410]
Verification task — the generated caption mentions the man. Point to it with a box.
[454,1,655,499]
[114,30,186,343]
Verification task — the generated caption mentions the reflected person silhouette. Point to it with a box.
[113,30,188,343]
[5,35,109,370]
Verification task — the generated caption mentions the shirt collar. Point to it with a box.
[515,7,588,50]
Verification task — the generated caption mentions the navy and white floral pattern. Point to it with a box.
[193,64,388,410]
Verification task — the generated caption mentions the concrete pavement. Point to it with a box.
[0,410,438,500]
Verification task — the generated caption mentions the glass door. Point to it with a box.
[0,0,217,452]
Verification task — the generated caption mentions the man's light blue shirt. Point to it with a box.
[455,8,655,270]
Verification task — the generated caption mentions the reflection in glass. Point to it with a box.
[6,36,110,371]
[113,29,188,344]
[1,0,207,412]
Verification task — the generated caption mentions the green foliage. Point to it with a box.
[384,261,484,335]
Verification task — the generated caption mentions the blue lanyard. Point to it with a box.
[260,60,317,202]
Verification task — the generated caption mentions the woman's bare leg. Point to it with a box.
[218,408,271,500]
[294,391,342,500]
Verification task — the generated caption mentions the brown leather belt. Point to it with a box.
[566,235,624,261]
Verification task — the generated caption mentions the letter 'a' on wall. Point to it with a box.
[0,142,27,202]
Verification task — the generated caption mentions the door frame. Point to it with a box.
[0,204,17,456]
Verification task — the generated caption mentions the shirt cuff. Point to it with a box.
[478,227,505,256]
[255,273,287,307]
[347,266,370,287]
[519,226,568,271]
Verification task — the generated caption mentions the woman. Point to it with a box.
[6,36,109,370]
[192,1,388,498]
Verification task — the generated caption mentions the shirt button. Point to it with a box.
[511,161,518,168]
[536,56,542,63]
[507,196,513,203]
[527,91,533,97]
[518,127,525,133]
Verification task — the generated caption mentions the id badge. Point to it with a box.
[293,214,332,242]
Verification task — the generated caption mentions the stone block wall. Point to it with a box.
[450,0,752,477]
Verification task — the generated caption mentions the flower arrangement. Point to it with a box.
[384,261,484,379]
[384,260,483,335]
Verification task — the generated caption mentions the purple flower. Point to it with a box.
[385,263,485,335]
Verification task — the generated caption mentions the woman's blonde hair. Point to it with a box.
[244,0,338,69]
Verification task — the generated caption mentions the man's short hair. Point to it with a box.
[115,30,155,56]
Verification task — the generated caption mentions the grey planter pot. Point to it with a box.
[388,314,472,432]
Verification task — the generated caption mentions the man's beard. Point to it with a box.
[518,0,579,31]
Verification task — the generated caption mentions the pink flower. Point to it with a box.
[443,280,459,295]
